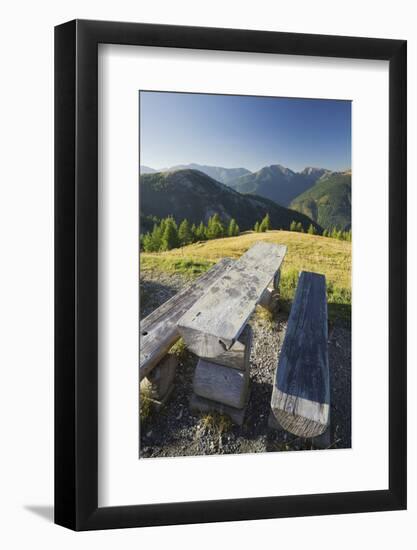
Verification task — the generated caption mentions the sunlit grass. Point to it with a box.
[140,255,215,278]
[200,412,232,435]
[141,230,351,322]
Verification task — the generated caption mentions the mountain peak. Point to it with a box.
[164,163,251,185]
[265,164,295,176]
[140,165,156,174]
[228,163,330,207]
[300,166,328,176]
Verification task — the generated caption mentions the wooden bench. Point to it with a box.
[178,242,287,359]
[140,258,234,381]
[270,271,330,439]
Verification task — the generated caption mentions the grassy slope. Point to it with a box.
[289,172,351,231]
[141,230,351,322]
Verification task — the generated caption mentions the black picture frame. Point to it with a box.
[55,19,407,531]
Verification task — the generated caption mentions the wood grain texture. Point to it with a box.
[140,354,177,402]
[258,268,281,312]
[193,326,252,408]
[194,360,249,408]
[268,410,331,448]
[204,324,252,370]
[178,243,286,358]
[270,271,329,438]
[139,258,233,381]
[258,287,279,312]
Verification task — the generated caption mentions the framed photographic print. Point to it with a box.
[55,20,407,530]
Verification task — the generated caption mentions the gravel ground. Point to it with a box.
[140,272,351,458]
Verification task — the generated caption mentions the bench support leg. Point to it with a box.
[191,326,252,425]
[140,354,178,410]
[259,268,281,313]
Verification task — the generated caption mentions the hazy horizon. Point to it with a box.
[140,91,351,173]
[140,161,352,174]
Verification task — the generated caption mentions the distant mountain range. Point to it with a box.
[140,165,157,174]
[140,169,322,233]
[140,162,351,230]
[290,170,352,231]
[140,163,251,185]
[228,165,330,207]
[140,163,333,206]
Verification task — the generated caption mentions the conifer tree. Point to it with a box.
[206,215,214,238]
[141,232,153,252]
[159,217,168,235]
[150,222,163,251]
[290,220,297,232]
[207,214,224,239]
[254,221,260,232]
[161,217,179,250]
[307,224,316,235]
[259,213,270,232]
[190,224,197,243]
[228,218,239,237]
[178,219,192,246]
[195,221,206,241]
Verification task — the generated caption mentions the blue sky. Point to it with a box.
[139,91,351,173]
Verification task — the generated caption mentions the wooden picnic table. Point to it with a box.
[177,242,287,359]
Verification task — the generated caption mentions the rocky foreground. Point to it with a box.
[139,272,351,458]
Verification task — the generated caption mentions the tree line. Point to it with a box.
[289,220,352,241]
[141,214,240,252]
[323,227,352,241]
[141,212,352,252]
[253,214,271,233]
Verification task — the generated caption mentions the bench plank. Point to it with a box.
[140,258,233,381]
[178,242,286,358]
[270,271,329,438]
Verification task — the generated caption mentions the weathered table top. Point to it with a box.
[177,242,287,358]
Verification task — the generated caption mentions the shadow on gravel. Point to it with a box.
[140,279,180,318]
[240,380,274,440]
